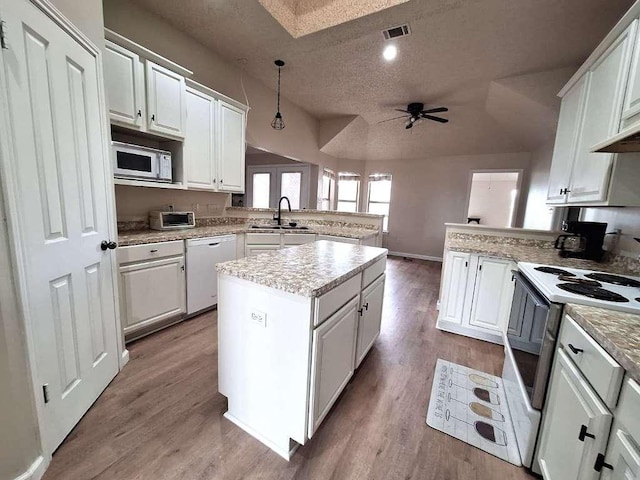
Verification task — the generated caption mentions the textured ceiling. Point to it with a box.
[131,0,633,160]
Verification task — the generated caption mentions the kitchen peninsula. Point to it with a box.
[216,241,387,459]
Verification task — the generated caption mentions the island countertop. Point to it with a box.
[216,240,388,297]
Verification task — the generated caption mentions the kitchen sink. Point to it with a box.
[250,224,310,230]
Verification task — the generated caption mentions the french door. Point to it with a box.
[0,0,120,453]
[246,164,310,209]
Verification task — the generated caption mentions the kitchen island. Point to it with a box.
[216,241,387,459]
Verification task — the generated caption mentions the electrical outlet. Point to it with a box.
[250,310,267,327]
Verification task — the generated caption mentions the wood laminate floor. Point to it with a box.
[43,257,534,480]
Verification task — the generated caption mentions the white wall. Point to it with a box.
[359,152,532,259]
[467,177,519,227]
[523,139,556,230]
[582,206,640,257]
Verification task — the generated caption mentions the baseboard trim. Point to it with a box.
[120,348,130,369]
[14,456,47,480]
[388,251,443,262]
[436,320,504,346]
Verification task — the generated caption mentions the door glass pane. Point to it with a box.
[252,173,271,208]
[281,172,302,209]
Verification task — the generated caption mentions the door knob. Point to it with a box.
[100,241,117,251]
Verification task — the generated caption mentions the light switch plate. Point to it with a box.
[251,310,267,327]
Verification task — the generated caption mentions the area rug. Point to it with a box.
[426,358,521,466]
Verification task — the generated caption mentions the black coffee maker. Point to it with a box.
[554,221,607,261]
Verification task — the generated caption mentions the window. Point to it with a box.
[337,172,360,212]
[367,173,392,231]
[247,165,310,209]
[280,171,302,209]
[320,169,335,210]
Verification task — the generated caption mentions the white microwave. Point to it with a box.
[112,141,172,183]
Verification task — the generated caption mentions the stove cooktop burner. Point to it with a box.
[534,266,575,276]
[557,283,630,303]
[557,275,602,287]
[584,273,640,288]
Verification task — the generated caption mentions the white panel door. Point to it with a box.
[439,251,471,325]
[309,296,359,438]
[104,40,144,128]
[218,100,245,193]
[146,60,186,138]
[355,274,385,367]
[185,87,216,190]
[537,349,613,480]
[601,429,640,480]
[569,23,635,204]
[119,257,185,334]
[468,257,514,332]
[0,0,119,453]
[547,74,588,204]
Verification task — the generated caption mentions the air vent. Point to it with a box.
[382,23,411,40]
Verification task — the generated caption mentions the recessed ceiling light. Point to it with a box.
[383,45,397,61]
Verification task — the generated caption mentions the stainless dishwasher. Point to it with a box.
[186,235,237,314]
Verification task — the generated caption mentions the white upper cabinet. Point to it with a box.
[547,75,588,204]
[185,87,216,190]
[218,101,246,193]
[145,61,186,138]
[568,24,635,204]
[104,40,145,128]
[547,16,640,207]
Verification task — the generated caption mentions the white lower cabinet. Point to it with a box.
[355,274,385,367]
[309,296,359,437]
[245,244,281,256]
[118,242,186,339]
[437,251,515,343]
[537,348,613,480]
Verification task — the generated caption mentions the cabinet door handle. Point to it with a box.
[181,265,185,272]
[465,261,468,267]
[364,303,369,311]
[568,343,583,355]
[478,264,482,271]
[578,424,595,442]
[593,453,613,472]
[151,114,155,122]
[137,109,142,117]
[357,308,364,316]
[149,249,158,253]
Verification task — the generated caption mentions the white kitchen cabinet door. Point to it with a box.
[537,348,613,480]
[245,244,281,257]
[355,274,385,367]
[119,256,186,334]
[601,429,640,480]
[547,74,589,204]
[104,40,145,128]
[185,87,216,190]
[468,257,514,332]
[620,20,640,130]
[218,100,246,193]
[439,251,471,325]
[569,23,635,204]
[309,297,359,438]
[146,60,186,138]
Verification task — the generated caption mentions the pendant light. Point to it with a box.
[271,59,286,130]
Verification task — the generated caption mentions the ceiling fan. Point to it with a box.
[379,102,449,129]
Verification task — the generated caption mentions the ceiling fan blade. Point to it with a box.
[395,109,410,113]
[421,107,448,114]
[377,115,409,124]
[422,114,449,123]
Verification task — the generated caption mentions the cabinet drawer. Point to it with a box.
[118,240,184,264]
[283,233,316,245]
[362,257,386,288]
[314,273,362,327]
[246,233,281,245]
[559,315,624,408]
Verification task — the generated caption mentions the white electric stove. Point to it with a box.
[502,262,640,471]
[518,262,640,314]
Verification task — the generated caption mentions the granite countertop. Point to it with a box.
[118,224,379,247]
[565,304,640,384]
[446,237,638,276]
[216,241,388,297]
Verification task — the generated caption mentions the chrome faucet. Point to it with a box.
[274,196,291,225]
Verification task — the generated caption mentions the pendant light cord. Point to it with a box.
[276,66,281,113]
